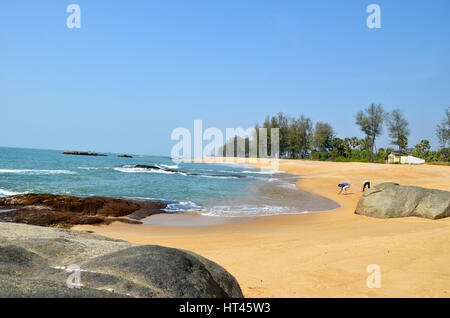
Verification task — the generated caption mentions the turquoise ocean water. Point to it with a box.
[0,147,339,216]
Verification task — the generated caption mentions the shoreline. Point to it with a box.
[73,159,450,297]
[139,167,340,226]
[141,213,261,227]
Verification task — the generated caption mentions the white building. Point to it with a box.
[387,153,425,165]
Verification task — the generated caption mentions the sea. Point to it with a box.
[0,147,339,217]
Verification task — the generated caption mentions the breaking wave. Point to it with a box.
[164,201,204,213]
[0,188,25,197]
[113,166,176,174]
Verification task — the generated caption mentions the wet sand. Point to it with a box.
[142,213,259,227]
[141,170,340,225]
[73,159,450,298]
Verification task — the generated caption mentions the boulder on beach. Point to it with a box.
[355,182,450,220]
[0,223,244,298]
[0,194,167,227]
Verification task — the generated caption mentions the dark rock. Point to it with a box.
[135,164,161,169]
[135,164,178,173]
[355,182,450,220]
[118,154,133,158]
[182,250,245,297]
[0,245,47,275]
[130,165,245,178]
[0,223,244,298]
[79,245,243,298]
[63,151,107,157]
[0,276,124,298]
[0,194,167,227]
[128,208,166,220]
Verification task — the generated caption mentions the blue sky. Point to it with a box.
[1,0,449,155]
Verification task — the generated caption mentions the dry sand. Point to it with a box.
[73,159,450,298]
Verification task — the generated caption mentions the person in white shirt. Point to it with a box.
[363,180,371,192]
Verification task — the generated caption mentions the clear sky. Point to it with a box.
[1,0,449,155]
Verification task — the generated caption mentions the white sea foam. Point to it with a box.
[196,175,242,180]
[0,188,25,197]
[0,169,76,175]
[158,164,179,169]
[122,197,203,213]
[277,183,298,190]
[242,169,279,175]
[164,201,203,213]
[201,204,305,217]
[113,167,176,174]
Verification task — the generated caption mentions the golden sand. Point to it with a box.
[73,159,450,297]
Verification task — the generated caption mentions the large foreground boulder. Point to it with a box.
[355,183,450,220]
[0,223,243,298]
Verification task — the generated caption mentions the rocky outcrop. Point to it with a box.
[0,223,243,298]
[63,151,107,157]
[129,165,246,178]
[0,194,167,227]
[355,183,450,220]
[118,154,133,158]
[135,164,177,172]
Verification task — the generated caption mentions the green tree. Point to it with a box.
[412,140,431,159]
[218,136,250,157]
[313,122,334,152]
[387,109,410,152]
[286,115,312,159]
[358,137,373,152]
[330,137,346,158]
[350,137,360,149]
[436,106,450,150]
[355,104,386,162]
[277,112,289,157]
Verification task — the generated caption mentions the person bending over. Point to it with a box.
[338,183,351,195]
[363,180,371,192]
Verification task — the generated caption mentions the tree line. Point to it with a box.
[219,105,449,163]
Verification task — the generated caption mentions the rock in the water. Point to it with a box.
[355,182,450,220]
[0,194,167,227]
[118,154,133,158]
[129,165,246,178]
[135,164,177,173]
[63,151,107,157]
[0,223,243,298]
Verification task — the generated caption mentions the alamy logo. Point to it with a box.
[171,120,280,169]
[366,4,381,29]
[66,4,81,29]
[366,264,381,288]
[66,264,81,289]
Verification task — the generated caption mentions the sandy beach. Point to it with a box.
[73,159,450,298]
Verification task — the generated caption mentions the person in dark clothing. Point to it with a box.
[363,180,371,192]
